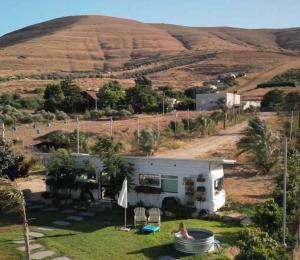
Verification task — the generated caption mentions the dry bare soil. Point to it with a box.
[1,15,300,93]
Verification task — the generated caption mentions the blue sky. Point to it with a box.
[1,0,300,36]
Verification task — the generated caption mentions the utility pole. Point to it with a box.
[283,137,288,247]
[95,95,98,111]
[110,116,113,136]
[1,122,5,140]
[290,111,294,140]
[76,117,80,154]
[162,92,165,115]
[187,108,190,132]
[137,115,140,144]
[175,112,178,133]
[157,113,160,140]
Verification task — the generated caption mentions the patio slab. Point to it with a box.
[17,244,43,251]
[61,209,76,214]
[12,239,34,244]
[43,207,59,212]
[28,205,44,210]
[29,232,45,238]
[37,226,55,231]
[66,216,84,222]
[31,250,55,259]
[51,257,71,260]
[79,211,95,217]
[52,221,71,226]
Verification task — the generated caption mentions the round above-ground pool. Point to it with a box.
[174,228,214,254]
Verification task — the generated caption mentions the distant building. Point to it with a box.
[241,101,261,110]
[196,92,240,111]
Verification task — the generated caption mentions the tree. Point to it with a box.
[0,177,31,260]
[251,200,283,240]
[214,98,229,129]
[135,76,152,86]
[0,138,28,180]
[237,117,279,175]
[61,80,88,113]
[195,116,214,135]
[93,136,134,202]
[236,228,288,260]
[43,84,64,112]
[261,89,285,111]
[97,81,126,109]
[284,91,300,111]
[126,82,158,113]
[136,128,158,155]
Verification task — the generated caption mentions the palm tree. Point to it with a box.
[214,98,229,129]
[196,116,213,136]
[0,177,30,260]
[237,117,279,175]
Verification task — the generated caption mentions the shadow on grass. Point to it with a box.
[127,242,192,259]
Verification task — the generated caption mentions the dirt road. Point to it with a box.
[156,113,273,159]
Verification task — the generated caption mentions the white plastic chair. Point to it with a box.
[134,207,147,227]
[147,208,161,226]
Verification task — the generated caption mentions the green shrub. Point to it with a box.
[55,110,68,121]
[236,228,288,260]
[90,109,105,120]
[118,109,132,118]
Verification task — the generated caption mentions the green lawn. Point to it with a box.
[0,209,242,260]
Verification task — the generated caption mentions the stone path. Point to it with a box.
[37,226,55,231]
[31,250,55,259]
[79,212,95,217]
[61,209,76,214]
[29,232,45,238]
[43,207,59,212]
[66,216,84,222]
[12,203,101,259]
[17,244,43,251]
[52,221,71,226]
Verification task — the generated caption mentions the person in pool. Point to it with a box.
[172,222,194,240]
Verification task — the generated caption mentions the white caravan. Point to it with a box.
[43,153,235,213]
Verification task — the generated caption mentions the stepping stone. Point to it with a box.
[52,221,71,226]
[61,209,76,214]
[79,211,95,217]
[29,232,44,238]
[67,216,84,222]
[28,205,44,210]
[12,239,34,244]
[43,207,59,212]
[17,243,43,251]
[37,226,55,231]
[52,257,71,260]
[31,250,55,259]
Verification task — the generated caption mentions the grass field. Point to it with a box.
[0,208,242,260]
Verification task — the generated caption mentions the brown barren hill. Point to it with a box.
[0,15,300,84]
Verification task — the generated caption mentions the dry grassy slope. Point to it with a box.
[0,15,300,77]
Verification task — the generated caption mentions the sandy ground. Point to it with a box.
[15,112,276,205]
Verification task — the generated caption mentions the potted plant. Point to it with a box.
[197,174,205,182]
[196,194,206,202]
[197,186,206,192]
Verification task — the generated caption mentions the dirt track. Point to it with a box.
[156,113,273,159]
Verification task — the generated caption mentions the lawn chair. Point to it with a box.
[134,207,147,227]
[147,208,161,226]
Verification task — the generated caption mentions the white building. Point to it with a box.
[43,153,235,213]
[241,101,261,110]
[196,92,240,111]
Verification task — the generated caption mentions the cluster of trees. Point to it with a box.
[235,116,300,259]
[261,89,300,111]
[0,138,28,180]
[0,105,67,126]
[0,93,44,110]
[44,80,89,113]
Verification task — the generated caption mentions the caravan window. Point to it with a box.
[139,174,160,187]
[214,177,224,194]
[161,175,178,193]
